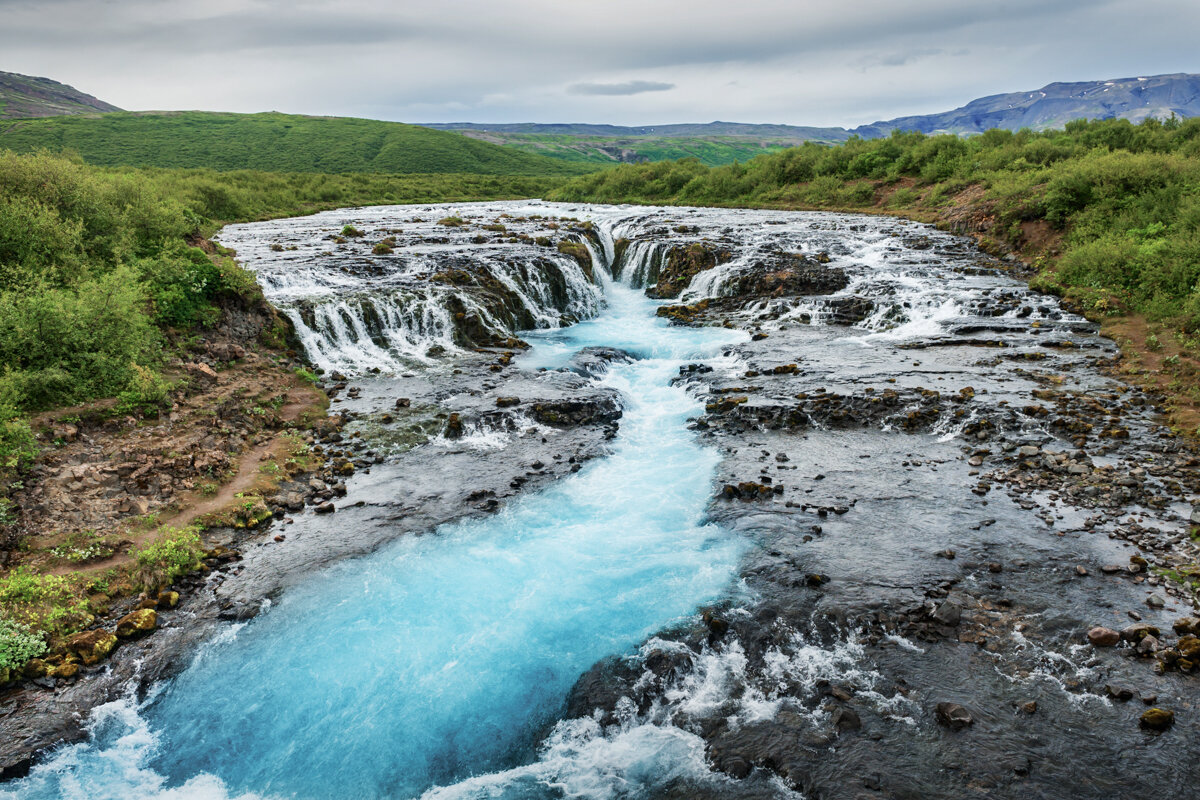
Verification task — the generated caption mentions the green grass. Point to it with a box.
[472,132,799,166]
[0,111,598,176]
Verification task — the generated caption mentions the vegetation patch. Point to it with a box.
[131,526,203,590]
[0,111,597,176]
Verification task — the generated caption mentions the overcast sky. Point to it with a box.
[2,0,1197,127]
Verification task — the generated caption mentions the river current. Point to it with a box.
[6,202,1196,799]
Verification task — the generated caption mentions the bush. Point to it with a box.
[132,526,203,589]
[0,617,45,672]
[116,364,173,414]
[0,266,153,410]
[138,246,224,328]
[0,403,37,479]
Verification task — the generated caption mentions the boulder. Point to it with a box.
[831,706,861,733]
[115,608,157,638]
[66,629,118,666]
[1087,627,1121,647]
[1173,617,1200,636]
[935,702,973,730]
[21,659,50,679]
[1120,623,1160,642]
[1178,636,1200,660]
[932,601,962,626]
[50,662,80,679]
[183,362,219,388]
[1140,708,1174,731]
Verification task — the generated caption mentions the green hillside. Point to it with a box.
[457,131,800,166]
[0,111,595,175]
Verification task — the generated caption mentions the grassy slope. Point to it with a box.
[0,111,596,176]
[453,130,852,166]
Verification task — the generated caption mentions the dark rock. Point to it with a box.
[831,706,862,733]
[1120,623,1160,642]
[315,502,335,514]
[1087,626,1120,647]
[935,702,973,730]
[646,243,734,299]
[724,252,849,299]
[1105,685,1134,702]
[932,601,962,626]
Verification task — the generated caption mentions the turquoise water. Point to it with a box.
[6,280,747,799]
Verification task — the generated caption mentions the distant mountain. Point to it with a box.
[852,73,1200,137]
[0,70,120,119]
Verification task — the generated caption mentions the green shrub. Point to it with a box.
[138,246,224,327]
[132,526,203,589]
[0,403,37,478]
[116,364,173,414]
[0,617,45,672]
[0,265,153,410]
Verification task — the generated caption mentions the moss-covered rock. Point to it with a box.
[115,608,158,638]
[1140,707,1174,730]
[21,658,50,679]
[233,497,273,528]
[656,299,711,324]
[66,629,118,666]
[50,661,80,679]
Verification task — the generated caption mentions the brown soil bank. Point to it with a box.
[0,290,332,693]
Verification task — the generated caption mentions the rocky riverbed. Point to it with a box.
[3,202,1198,799]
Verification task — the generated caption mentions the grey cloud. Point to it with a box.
[568,81,675,96]
[0,0,1197,126]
